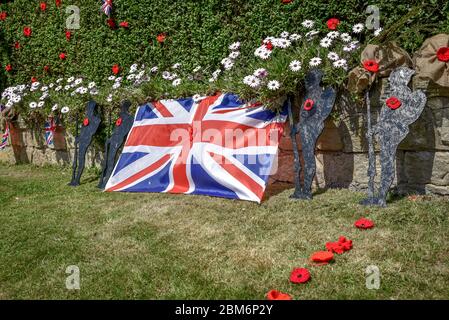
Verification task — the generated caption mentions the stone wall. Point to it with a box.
[1,84,449,196]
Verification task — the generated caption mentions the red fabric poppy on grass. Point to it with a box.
[112,64,120,75]
[119,21,129,28]
[65,31,71,41]
[354,217,374,229]
[363,60,379,73]
[437,47,449,62]
[386,97,402,110]
[266,290,292,300]
[23,27,32,37]
[115,118,122,127]
[310,251,334,265]
[40,2,47,11]
[157,33,166,43]
[289,268,310,284]
[326,18,340,30]
[326,236,353,254]
[0,11,7,21]
[59,52,66,60]
[5,64,12,72]
[83,118,89,126]
[303,99,314,111]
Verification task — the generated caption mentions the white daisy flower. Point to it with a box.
[136,71,145,79]
[48,83,54,88]
[56,78,64,83]
[340,33,352,42]
[126,74,136,80]
[229,41,241,50]
[74,78,83,85]
[150,66,158,73]
[221,57,232,65]
[352,23,364,34]
[115,77,123,82]
[108,75,116,81]
[343,45,353,52]
[223,61,234,70]
[374,28,383,37]
[13,96,21,103]
[327,52,339,61]
[88,82,96,89]
[253,68,268,78]
[212,69,221,78]
[267,80,280,90]
[79,87,88,94]
[172,78,181,86]
[172,63,181,69]
[192,94,205,103]
[39,93,48,100]
[327,31,339,39]
[67,77,74,83]
[64,85,71,90]
[280,31,289,38]
[305,30,320,39]
[289,60,302,72]
[162,71,172,80]
[90,88,99,95]
[277,39,291,48]
[320,37,332,48]
[208,78,216,83]
[254,46,267,57]
[259,50,271,60]
[243,75,260,88]
[112,82,121,89]
[333,59,347,69]
[130,64,138,73]
[193,66,201,73]
[228,51,240,59]
[52,104,58,111]
[40,86,48,92]
[6,101,13,108]
[106,95,113,102]
[38,101,45,108]
[302,20,315,28]
[289,33,301,41]
[309,57,322,67]
[61,106,70,113]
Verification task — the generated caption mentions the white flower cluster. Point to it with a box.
[209,41,242,82]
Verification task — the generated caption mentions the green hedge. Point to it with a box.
[0,0,447,88]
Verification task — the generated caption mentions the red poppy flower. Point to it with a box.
[363,59,379,73]
[310,251,334,265]
[119,21,129,28]
[289,268,310,284]
[65,31,71,41]
[386,97,402,110]
[40,2,47,11]
[112,64,120,75]
[0,12,7,21]
[115,117,122,127]
[14,42,20,49]
[354,217,374,229]
[43,65,50,72]
[5,64,12,72]
[31,77,38,83]
[265,41,273,51]
[266,290,292,300]
[83,118,89,126]
[436,47,449,62]
[282,0,294,3]
[59,52,66,60]
[303,99,314,111]
[55,0,62,7]
[23,27,32,37]
[326,236,353,254]
[107,18,116,29]
[326,18,340,30]
[157,33,166,43]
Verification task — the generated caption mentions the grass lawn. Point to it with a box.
[0,163,448,300]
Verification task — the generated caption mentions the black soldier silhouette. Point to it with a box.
[68,100,101,186]
[98,100,134,189]
[290,69,337,199]
[361,67,427,207]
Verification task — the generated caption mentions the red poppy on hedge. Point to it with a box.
[0,11,7,21]
[119,21,129,28]
[59,52,66,60]
[436,47,449,62]
[157,33,166,43]
[31,77,38,83]
[23,27,32,37]
[83,118,89,126]
[266,290,292,300]
[386,97,402,110]
[5,64,12,72]
[354,217,375,229]
[40,2,47,11]
[44,65,50,72]
[303,99,314,111]
[112,64,120,75]
[310,251,334,265]
[326,18,340,30]
[363,59,379,73]
[55,0,62,7]
[115,117,122,127]
[107,18,116,29]
[281,0,294,3]
[289,268,310,284]
[14,42,20,49]
[65,31,71,41]
[265,41,273,51]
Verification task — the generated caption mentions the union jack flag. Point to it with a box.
[101,0,113,16]
[45,118,56,147]
[105,93,287,202]
[0,122,10,150]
